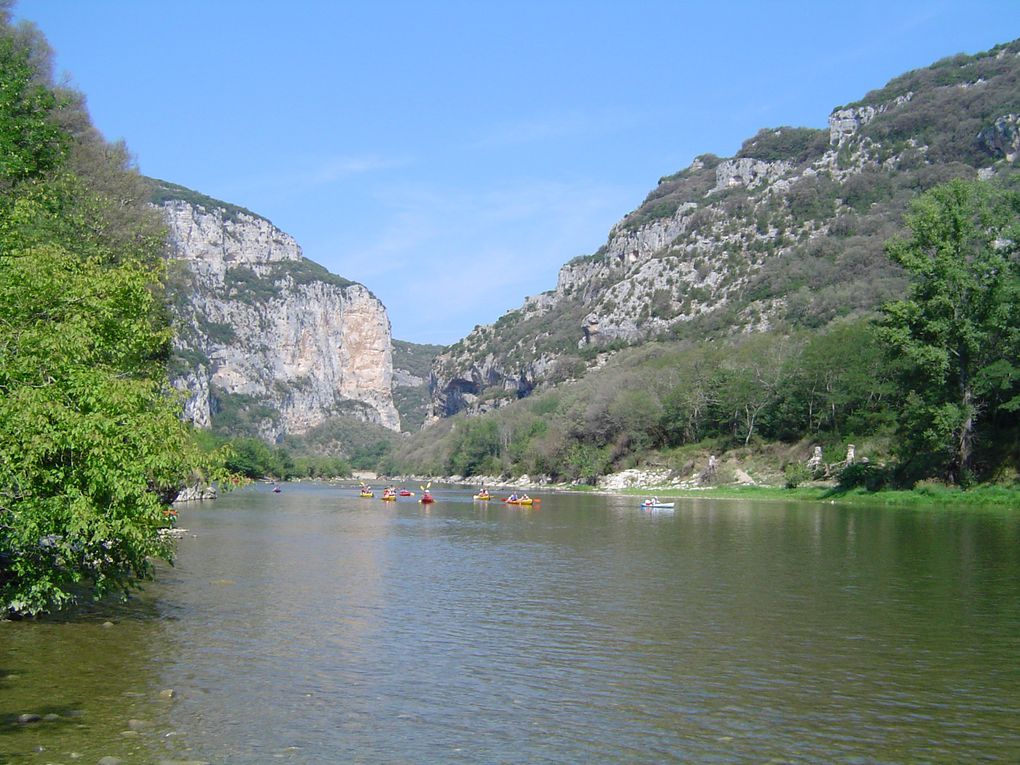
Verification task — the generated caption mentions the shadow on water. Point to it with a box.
[0,586,190,763]
[38,588,168,624]
[0,703,85,730]
[0,667,86,763]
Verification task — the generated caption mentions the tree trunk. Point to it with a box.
[956,381,975,482]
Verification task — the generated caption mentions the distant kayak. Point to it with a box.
[473,494,492,501]
[359,492,374,498]
[381,494,397,501]
[420,496,435,504]
[504,498,539,505]
[642,501,674,509]
[399,489,413,496]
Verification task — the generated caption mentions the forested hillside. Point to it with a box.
[428,40,1020,422]
[388,41,1020,489]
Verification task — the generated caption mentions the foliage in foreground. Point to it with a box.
[0,12,224,616]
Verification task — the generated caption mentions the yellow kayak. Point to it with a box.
[473,494,492,501]
[381,494,397,501]
[359,492,373,498]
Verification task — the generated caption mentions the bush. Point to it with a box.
[783,462,812,489]
[838,462,891,492]
[737,127,829,164]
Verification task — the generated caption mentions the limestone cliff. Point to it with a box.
[160,191,401,440]
[428,40,1020,421]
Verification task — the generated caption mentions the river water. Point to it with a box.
[3,484,1019,763]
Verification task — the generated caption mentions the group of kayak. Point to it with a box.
[356,483,542,506]
[307,483,667,509]
[362,486,416,499]
[473,490,540,506]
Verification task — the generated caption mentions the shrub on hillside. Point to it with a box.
[838,462,891,492]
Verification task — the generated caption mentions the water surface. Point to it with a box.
[3,484,1019,763]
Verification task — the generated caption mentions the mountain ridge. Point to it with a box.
[425,39,1020,423]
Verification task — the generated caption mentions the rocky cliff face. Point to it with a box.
[427,40,1020,422]
[163,196,401,440]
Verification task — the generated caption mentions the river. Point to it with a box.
[3,483,1019,763]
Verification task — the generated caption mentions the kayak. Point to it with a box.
[642,501,675,509]
[399,489,413,496]
[359,492,373,498]
[473,494,492,501]
[420,496,435,504]
[504,498,539,505]
[381,494,397,501]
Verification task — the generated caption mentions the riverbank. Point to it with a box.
[379,472,1020,509]
[615,484,1020,509]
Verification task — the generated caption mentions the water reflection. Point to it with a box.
[3,485,1020,763]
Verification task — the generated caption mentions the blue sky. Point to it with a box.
[15,0,1020,345]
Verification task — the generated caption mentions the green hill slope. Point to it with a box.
[428,39,1020,422]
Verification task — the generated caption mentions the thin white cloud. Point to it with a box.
[473,115,588,148]
[222,153,410,202]
[307,155,408,185]
[314,177,633,343]
[471,108,644,149]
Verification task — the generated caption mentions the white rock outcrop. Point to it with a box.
[713,158,792,191]
[827,92,914,146]
[164,200,401,439]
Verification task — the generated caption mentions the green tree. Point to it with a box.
[880,179,1020,484]
[714,334,798,446]
[0,35,65,193]
[447,418,501,476]
[772,320,895,440]
[607,388,664,453]
[0,21,223,615]
[564,443,609,485]
[660,345,720,445]
[0,203,214,614]
[223,437,278,479]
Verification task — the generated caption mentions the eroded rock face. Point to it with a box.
[828,106,878,146]
[713,158,792,190]
[978,114,1020,161]
[164,200,400,439]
